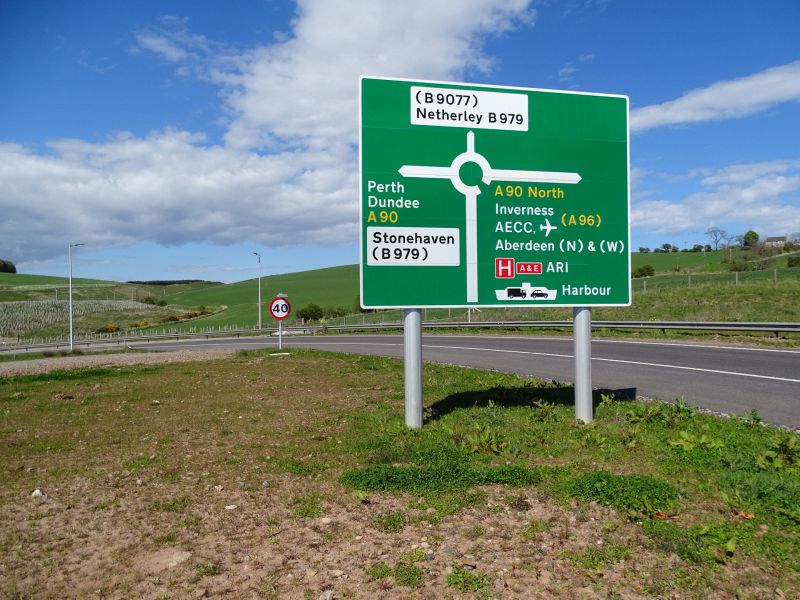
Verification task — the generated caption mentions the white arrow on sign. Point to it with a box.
[399,131,580,302]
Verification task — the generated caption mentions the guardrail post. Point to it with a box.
[404,308,423,429]
[573,306,593,423]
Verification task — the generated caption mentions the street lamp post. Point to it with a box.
[68,243,85,351]
[253,252,262,330]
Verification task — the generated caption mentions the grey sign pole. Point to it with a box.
[573,306,593,423]
[404,308,423,429]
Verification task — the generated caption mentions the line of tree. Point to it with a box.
[639,228,800,255]
[126,280,213,285]
[296,303,353,321]
[638,243,711,254]
[0,259,17,273]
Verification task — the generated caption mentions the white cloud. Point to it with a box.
[0,0,536,264]
[0,133,358,263]
[632,161,800,236]
[631,61,800,133]
[693,160,800,186]
[219,0,535,150]
[558,65,578,82]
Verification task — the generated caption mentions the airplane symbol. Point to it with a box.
[540,218,557,237]
[399,131,579,302]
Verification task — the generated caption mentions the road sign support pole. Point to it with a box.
[404,308,423,429]
[573,306,593,423]
[278,320,283,350]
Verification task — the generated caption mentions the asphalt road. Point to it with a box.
[140,333,800,429]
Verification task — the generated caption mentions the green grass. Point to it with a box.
[461,276,800,328]
[446,565,492,594]
[2,348,799,596]
[196,562,221,577]
[562,470,680,514]
[153,496,192,512]
[163,264,360,329]
[632,248,800,274]
[562,544,631,571]
[632,249,728,273]
[291,492,323,518]
[0,272,218,303]
[340,463,550,493]
[0,272,112,288]
[6,253,800,343]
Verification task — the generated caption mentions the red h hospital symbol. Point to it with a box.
[495,258,515,279]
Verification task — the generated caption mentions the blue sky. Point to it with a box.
[1,0,799,282]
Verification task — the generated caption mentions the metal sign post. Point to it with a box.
[573,307,593,423]
[359,77,630,426]
[404,309,423,429]
[269,295,291,350]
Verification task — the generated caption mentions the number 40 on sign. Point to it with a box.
[269,296,291,320]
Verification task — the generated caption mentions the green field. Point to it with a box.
[3,250,800,342]
[632,249,726,273]
[164,264,360,328]
[632,248,800,274]
[0,272,219,303]
[1,350,798,597]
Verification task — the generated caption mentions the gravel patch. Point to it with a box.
[0,349,236,376]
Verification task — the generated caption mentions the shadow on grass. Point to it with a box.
[425,384,637,423]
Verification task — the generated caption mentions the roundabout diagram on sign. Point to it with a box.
[399,130,580,302]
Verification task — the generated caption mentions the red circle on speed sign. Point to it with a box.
[269,296,291,320]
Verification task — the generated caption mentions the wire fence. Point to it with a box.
[632,266,800,292]
[3,267,799,347]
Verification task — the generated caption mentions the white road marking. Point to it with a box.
[143,337,799,384]
[427,334,800,355]
[421,343,800,384]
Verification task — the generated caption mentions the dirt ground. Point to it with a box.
[1,350,793,599]
[0,348,236,377]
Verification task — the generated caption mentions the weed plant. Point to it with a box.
[2,347,799,598]
[446,565,492,594]
[332,351,800,585]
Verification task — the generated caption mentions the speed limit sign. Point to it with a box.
[269,296,291,320]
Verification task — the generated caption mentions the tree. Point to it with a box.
[661,243,673,252]
[354,295,374,314]
[743,230,759,248]
[297,303,324,321]
[0,259,17,273]
[638,247,651,253]
[632,264,655,278]
[726,234,744,248]
[705,227,727,250]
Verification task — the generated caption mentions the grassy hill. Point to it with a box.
[165,264,360,329]
[0,272,219,303]
[632,250,726,273]
[632,248,800,274]
[4,249,800,340]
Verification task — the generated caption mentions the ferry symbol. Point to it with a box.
[495,283,557,301]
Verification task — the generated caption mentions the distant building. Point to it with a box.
[764,235,788,248]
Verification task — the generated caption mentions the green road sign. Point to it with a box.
[359,76,630,308]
